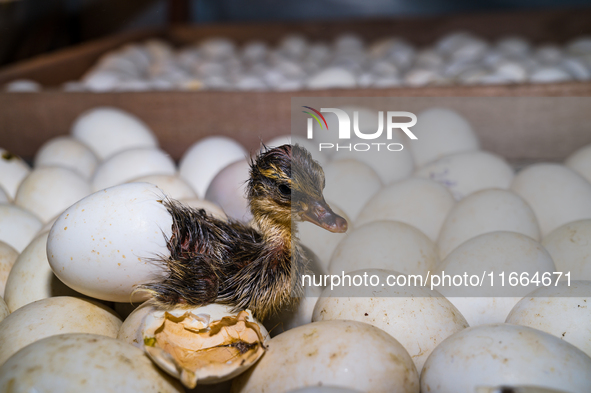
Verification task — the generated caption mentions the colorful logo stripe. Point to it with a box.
[302,106,328,130]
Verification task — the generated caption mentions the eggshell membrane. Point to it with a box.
[566,143,591,183]
[47,183,172,302]
[232,320,418,393]
[511,163,591,236]
[15,167,91,223]
[0,241,18,297]
[313,269,468,372]
[129,175,196,200]
[437,189,540,259]
[0,296,122,366]
[34,136,99,179]
[92,148,176,191]
[179,136,247,198]
[0,203,42,252]
[420,324,591,393]
[322,159,382,221]
[356,177,455,242]
[329,221,439,276]
[0,333,184,393]
[177,197,227,221]
[506,281,591,357]
[407,108,479,168]
[71,107,158,160]
[205,159,252,222]
[415,151,514,200]
[4,232,83,312]
[0,298,8,323]
[0,148,30,199]
[542,219,591,280]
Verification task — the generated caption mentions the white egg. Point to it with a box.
[496,36,531,56]
[71,107,158,160]
[0,148,30,200]
[329,221,439,276]
[529,66,572,83]
[128,175,196,200]
[4,79,41,92]
[117,302,156,348]
[0,298,7,323]
[322,159,382,221]
[306,67,357,89]
[15,167,91,223]
[92,148,176,192]
[200,37,236,60]
[0,333,184,392]
[404,69,444,87]
[313,269,468,372]
[4,232,83,312]
[0,296,122,366]
[511,163,591,236]
[437,189,540,259]
[506,281,591,357]
[407,108,479,168]
[47,183,172,302]
[356,177,455,242]
[34,136,99,179]
[179,136,247,198]
[177,197,227,221]
[0,203,42,252]
[434,231,555,326]
[0,241,18,298]
[415,151,514,200]
[205,159,251,222]
[542,219,591,280]
[422,323,591,393]
[565,143,591,183]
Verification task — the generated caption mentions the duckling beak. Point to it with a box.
[301,198,348,233]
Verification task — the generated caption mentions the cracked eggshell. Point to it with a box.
[542,219,591,280]
[0,333,184,393]
[47,182,172,303]
[129,175,196,200]
[0,149,30,200]
[511,163,591,237]
[71,107,158,160]
[565,143,591,184]
[0,203,42,253]
[356,177,455,242]
[0,241,18,297]
[415,151,514,200]
[407,108,479,168]
[34,136,99,179]
[179,136,247,198]
[437,189,540,259]
[0,296,122,367]
[420,324,591,393]
[205,159,252,222]
[232,320,419,393]
[506,281,591,357]
[15,167,91,223]
[329,221,439,276]
[313,269,469,372]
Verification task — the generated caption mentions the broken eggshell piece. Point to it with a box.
[141,303,268,389]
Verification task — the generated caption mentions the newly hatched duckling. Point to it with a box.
[140,144,347,319]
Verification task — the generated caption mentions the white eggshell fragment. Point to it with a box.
[437,189,540,258]
[92,147,176,191]
[0,203,42,252]
[565,143,591,184]
[205,159,252,222]
[179,136,247,198]
[34,136,99,179]
[329,221,439,276]
[232,320,419,393]
[506,281,591,357]
[0,296,122,366]
[4,232,82,312]
[408,108,479,168]
[313,269,468,372]
[15,167,91,223]
[356,177,455,242]
[542,219,591,280]
[511,163,591,236]
[0,148,30,200]
[129,174,196,200]
[47,183,172,302]
[415,151,514,200]
[421,324,591,393]
[0,333,184,393]
[71,107,158,160]
[0,241,18,297]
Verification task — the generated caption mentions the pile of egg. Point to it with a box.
[5,32,591,93]
[0,106,591,393]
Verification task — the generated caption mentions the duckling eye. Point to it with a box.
[278,184,291,196]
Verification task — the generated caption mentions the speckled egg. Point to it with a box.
[0,241,18,297]
[542,219,591,280]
